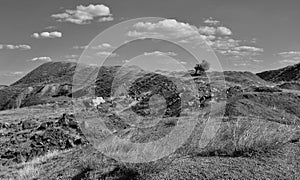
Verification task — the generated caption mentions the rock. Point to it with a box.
[37,122,48,130]
[68,120,79,129]
[226,86,243,98]
[66,139,75,148]
[1,122,10,129]
[57,114,69,126]
[22,119,38,130]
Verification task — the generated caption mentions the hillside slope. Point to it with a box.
[257,62,300,82]
[12,61,77,86]
[0,61,281,111]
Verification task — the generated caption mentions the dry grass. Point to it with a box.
[17,164,39,180]
[15,149,70,180]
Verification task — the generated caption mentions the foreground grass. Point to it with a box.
[0,149,71,180]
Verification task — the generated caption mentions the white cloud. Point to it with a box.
[65,54,78,59]
[279,59,300,64]
[73,43,113,50]
[127,18,262,62]
[64,54,79,62]
[32,31,62,39]
[127,19,233,50]
[212,38,240,50]
[234,62,250,66]
[99,16,114,22]
[198,26,216,35]
[278,51,300,64]
[198,26,232,36]
[234,46,263,52]
[215,43,264,60]
[216,26,232,36]
[30,57,52,62]
[1,71,26,77]
[143,51,177,56]
[252,59,263,62]
[278,51,300,57]
[129,19,199,39]
[92,43,113,50]
[12,71,25,75]
[73,45,89,50]
[122,59,130,63]
[45,26,57,30]
[96,51,118,57]
[0,44,31,50]
[52,4,113,24]
[204,18,220,25]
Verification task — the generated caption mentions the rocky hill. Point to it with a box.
[257,62,300,83]
[0,61,271,111]
[0,85,8,90]
[0,61,300,179]
[12,61,77,86]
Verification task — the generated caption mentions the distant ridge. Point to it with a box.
[257,62,300,82]
[0,61,280,111]
[11,61,77,86]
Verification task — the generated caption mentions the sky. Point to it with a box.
[1,0,300,85]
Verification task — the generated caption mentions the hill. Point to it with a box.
[0,85,8,90]
[0,62,300,179]
[257,62,300,82]
[0,61,271,111]
[12,61,77,86]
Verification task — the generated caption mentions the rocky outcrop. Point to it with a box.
[0,113,87,166]
[278,81,300,91]
[257,62,300,82]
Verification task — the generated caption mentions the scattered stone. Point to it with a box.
[22,119,38,130]
[226,86,243,98]
[37,122,48,130]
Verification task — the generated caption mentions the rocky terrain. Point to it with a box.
[0,85,8,90]
[0,61,299,179]
[257,62,300,83]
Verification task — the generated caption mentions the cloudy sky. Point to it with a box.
[1,0,300,85]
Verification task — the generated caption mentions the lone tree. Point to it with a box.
[194,60,210,76]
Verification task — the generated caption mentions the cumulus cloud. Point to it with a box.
[128,19,199,39]
[73,43,113,50]
[73,45,89,50]
[279,59,300,64]
[96,51,118,57]
[217,45,263,61]
[212,38,240,50]
[32,31,62,39]
[30,57,52,62]
[234,46,264,52]
[143,51,177,56]
[51,4,113,24]
[198,26,232,36]
[44,26,57,30]
[278,51,300,58]
[198,26,216,35]
[204,18,220,25]
[92,43,113,50]
[128,19,233,45]
[99,16,114,22]
[278,51,300,64]
[216,26,232,36]
[127,18,262,62]
[0,44,31,50]
[122,59,130,63]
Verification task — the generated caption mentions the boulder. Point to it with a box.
[22,119,38,130]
